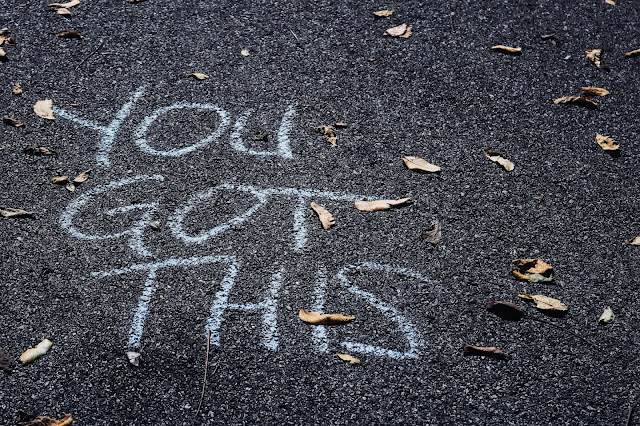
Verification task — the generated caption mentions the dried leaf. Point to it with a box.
[128,0,147,3]
[484,149,514,171]
[126,351,141,366]
[491,45,522,55]
[313,125,337,146]
[462,344,506,360]
[598,306,614,324]
[34,100,55,120]
[55,30,83,39]
[298,309,354,325]
[336,353,360,364]
[486,301,524,321]
[16,412,73,426]
[65,182,76,192]
[624,49,640,58]
[72,169,91,184]
[512,258,554,283]
[149,220,161,230]
[0,206,34,218]
[3,116,26,127]
[19,339,53,364]
[310,202,335,230]
[596,133,619,151]
[552,96,597,109]
[585,49,602,68]
[519,294,568,312]
[187,72,210,80]
[47,0,80,8]
[385,23,412,38]
[0,47,6,59]
[605,0,615,5]
[421,220,441,244]
[241,49,249,56]
[56,8,71,16]
[402,155,441,173]
[355,197,412,212]
[624,236,640,245]
[0,349,15,373]
[24,146,57,155]
[334,122,347,128]
[11,83,20,96]
[540,34,555,40]
[581,87,610,96]
[373,9,395,17]
[51,176,69,184]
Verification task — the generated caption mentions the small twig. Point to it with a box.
[529,317,598,348]
[627,404,634,426]
[289,28,300,43]
[196,330,212,415]
[76,39,104,70]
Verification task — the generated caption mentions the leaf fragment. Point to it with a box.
[52,176,69,184]
[540,34,555,40]
[373,9,395,17]
[336,353,361,364]
[34,100,55,120]
[355,197,412,212]
[19,339,53,364]
[0,206,34,218]
[421,220,441,244]
[585,49,602,68]
[334,122,347,128]
[487,301,524,321]
[484,149,514,171]
[581,87,610,97]
[624,236,640,245]
[298,309,354,325]
[55,30,83,39]
[596,133,619,151]
[128,0,147,3]
[552,96,597,109]
[462,344,506,360]
[56,8,71,16]
[24,146,57,155]
[624,48,640,58]
[16,412,73,426]
[47,0,80,8]
[240,49,249,56]
[310,202,335,230]
[512,258,554,282]
[72,169,91,184]
[402,155,441,173]
[598,306,614,324]
[605,0,615,5]
[3,116,26,127]
[491,45,522,55]
[0,47,6,59]
[519,294,568,312]
[313,125,338,146]
[187,72,210,80]
[385,23,412,38]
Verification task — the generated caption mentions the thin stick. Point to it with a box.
[529,317,597,348]
[289,28,300,43]
[626,404,633,426]
[76,39,104,70]
[196,330,212,415]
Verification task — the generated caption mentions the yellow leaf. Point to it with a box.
[402,155,441,173]
[483,149,514,171]
[187,72,210,80]
[519,294,568,312]
[47,0,80,7]
[552,96,597,108]
[34,100,55,120]
[298,309,354,325]
[354,197,412,212]
[581,87,610,96]
[337,353,361,364]
[19,339,53,364]
[596,133,619,151]
[585,49,602,68]
[373,9,395,17]
[310,202,335,230]
[491,45,522,54]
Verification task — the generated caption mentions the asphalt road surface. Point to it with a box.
[1,0,640,424]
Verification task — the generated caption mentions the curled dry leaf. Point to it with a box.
[34,100,55,120]
[552,96,597,109]
[598,306,614,324]
[55,30,83,39]
[585,49,602,68]
[47,0,80,8]
[512,258,553,283]
[16,413,73,426]
[0,206,34,218]
[52,176,69,184]
[624,236,640,245]
[421,220,441,244]
[373,9,395,17]
[491,45,522,55]
[56,8,71,16]
[72,169,92,184]
[540,34,555,40]
[310,202,335,230]
[519,294,568,312]
[402,155,441,173]
[385,23,412,38]
[581,87,610,97]
[0,348,15,373]
[462,344,506,360]
[486,301,524,321]
[337,353,361,364]
[19,339,53,364]
[3,116,26,127]
[624,49,640,58]
[355,197,412,212]
[13,83,23,95]
[596,133,619,151]
[187,72,210,80]
[313,125,337,146]
[298,309,354,325]
[484,149,514,171]
[24,146,57,155]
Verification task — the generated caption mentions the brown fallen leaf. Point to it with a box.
[313,125,337,146]
[484,149,514,171]
[336,353,361,364]
[34,100,55,120]
[355,197,412,212]
[512,258,554,283]
[486,301,524,321]
[56,8,71,16]
[519,294,568,312]
[385,23,412,38]
[187,72,210,80]
[24,146,57,156]
[552,96,597,109]
[310,202,335,230]
[55,30,83,39]
[0,206,34,218]
[0,348,15,373]
[13,83,23,95]
[624,48,640,58]
[52,176,69,184]
[373,9,395,17]
[402,155,441,173]
[491,45,522,55]
[585,49,602,68]
[624,236,640,245]
[16,412,73,426]
[298,309,355,325]
[581,87,610,97]
[72,169,92,184]
[596,133,619,151]
[47,0,80,7]
[421,220,441,244]
[462,344,506,360]
[3,116,25,127]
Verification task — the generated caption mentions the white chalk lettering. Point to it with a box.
[230,106,295,159]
